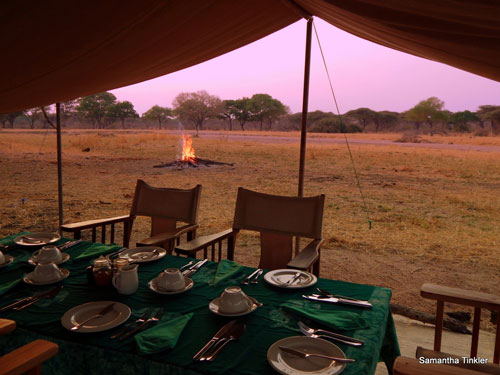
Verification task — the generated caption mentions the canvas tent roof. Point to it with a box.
[1,0,499,113]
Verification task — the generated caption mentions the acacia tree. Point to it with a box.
[219,100,237,131]
[477,105,500,134]
[405,97,447,134]
[23,108,42,129]
[77,92,117,129]
[248,94,287,130]
[142,105,173,129]
[231,98,252,131]
[450,110,479,133]
[173,91,222,134]
[372,111,399,132]
[345,108,377,132]
[2,111,23,128]
[108,101,139,129]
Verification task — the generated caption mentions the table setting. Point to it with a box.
[0,232,400,375]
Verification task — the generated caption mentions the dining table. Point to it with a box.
[0,233,400,375]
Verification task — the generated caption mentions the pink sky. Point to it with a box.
[112,19,500,116]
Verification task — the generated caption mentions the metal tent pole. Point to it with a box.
[298,18,312,198]
[56,103,64,232]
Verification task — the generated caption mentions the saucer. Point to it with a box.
[28,252,70,266]
[24,268,70,285]
[0,255,14,269]
[119,246,166,263]
[267,336,346,375]
[148,276,194,295]
[14,232,61,247]
[209,296,261,317]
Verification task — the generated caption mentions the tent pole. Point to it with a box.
[295,18,313,256]
[298,18,312,198]
[56,103,64,232]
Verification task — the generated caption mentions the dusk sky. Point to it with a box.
[112,19,500,116]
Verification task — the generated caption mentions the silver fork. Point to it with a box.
[298,321,364,346]
[111,308,153,339]
[119,308,165,341]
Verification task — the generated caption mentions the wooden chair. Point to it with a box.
[0,318,58,375]
[417,283,500,374]
[61,180,202,251]
[175,187,325,276]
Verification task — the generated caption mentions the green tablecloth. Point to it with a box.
[0,237,399,375]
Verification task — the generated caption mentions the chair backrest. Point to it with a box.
[130,180,202,236]
[233,187,325,270]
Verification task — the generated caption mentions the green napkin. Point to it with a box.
[73,243,121,261]
[0,278,22,296]
[211,260,243,286]
[135,313,193,355]
[281,302,368,331]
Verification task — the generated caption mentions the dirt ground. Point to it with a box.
[1,129,499,330]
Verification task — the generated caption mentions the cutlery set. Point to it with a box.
[193,319,246,361]
[0,285,64,312]
[241,268,263,285]
[302,287,373,309]
[110,308,164,340]
[182,259,208,277]
[279,346,356,363]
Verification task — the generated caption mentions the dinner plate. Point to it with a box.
[264,269,317,289]
[24,268,70,285]
[0,255,14,269]
[118,246,166,263]
[61,301,131,333]
[28,252,70,266]
[14,232,61,247]
[209,296,261,317]
[148,276,194,295]
[267,336,346,375]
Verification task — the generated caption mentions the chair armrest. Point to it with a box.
[61,215,133,232]
[0,319,16,335]
[421,283,500,311]
[393,356,486,375]
[175,229,236,254]
[287,239,323,271]
[137,224,199,247]
[0,339,58,375]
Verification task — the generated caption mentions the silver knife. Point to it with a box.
[193,319,238,360]
[59,239,83,251]
[250,269,263,284]
[200,320,246,361]
[183,259,208,277]
[317,287,365,302]
[119,308,165,340]
[286,272,302,285]
[241,268,261,285]
[0,285,63,313]
[14,285,64,311]
[302,294,372,308]
[279,346,355,363]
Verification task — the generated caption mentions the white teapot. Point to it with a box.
[112,264,139,295]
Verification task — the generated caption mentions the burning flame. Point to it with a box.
[180,134,196,162]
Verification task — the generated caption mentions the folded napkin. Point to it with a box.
[281,302,368,331]
[135,313,193,355]
[211,260,243,286]
[0,278,22,296]
[73,243,121,261]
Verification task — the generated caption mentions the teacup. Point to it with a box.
[156,268,185,291]
[32,262,64,283]
[33,245,62,263]
[218,286,253,314]
[0,250,5,265]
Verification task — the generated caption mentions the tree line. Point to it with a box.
[2,92,500,136]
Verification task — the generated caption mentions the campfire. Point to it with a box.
[153,134,233,169]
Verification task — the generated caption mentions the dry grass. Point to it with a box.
[1,129,500,320]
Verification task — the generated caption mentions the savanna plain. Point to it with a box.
[1,129,499,328]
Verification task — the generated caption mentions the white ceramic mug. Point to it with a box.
[218,286,253,314]
[156,268,185,291]
[112,264,139,295]
[0,250,5,264]
[33,245,62,263]
[33,262,64,282]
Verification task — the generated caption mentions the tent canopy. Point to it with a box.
[1,0,499,113]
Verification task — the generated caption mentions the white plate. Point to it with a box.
[148,276,194,295]
[264,269,317,289]
[118,246,166,263]
[61,301,131,333]
[0,255,14,268]
[267,336,346,375]
[14,232,61,247]
[24,268,70,285]
[209,296,261,317]
[28,252,70,266]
